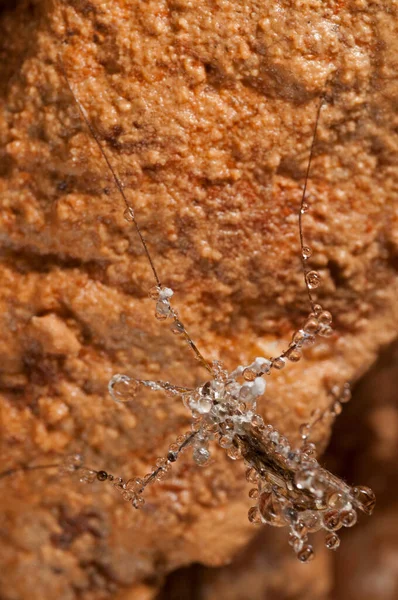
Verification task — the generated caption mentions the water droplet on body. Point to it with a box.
[258,490,286,527]
[325,532,340,550]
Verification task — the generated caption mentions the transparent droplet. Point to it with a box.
[293,537,304,553]
[155,300,171,320]
[226,445,241,460]
[340,384,352,403]
[124,207,135,222]
[251,414,264,429]
[109,374,140,403]
[294,468,313,490]
[313,303,323,316]
[340,509,357,528]
[193,446,210,466]
[59,453,83,474]
[292,329,306,345]
[148,285,160,300]
[243,367,256,381]
[272,357,286,370]
[132,495,145,509]
[246,467,259,483]
[301,202,309,214]
[301,442,316,457]
[170,320,184,335]
[125,478,144,494]
[352,485,376,515]
[318,310,332,326]
[323,509,342,531]
[302,246,312,260]
[219,435,232,449]
[300,511,322,532]
[318,325,334,337]
[299,423,310,440]
[297,544,314,563]
[304,317,319,334]
[248,505,261,524]
[306,270,321,290]
[302,333,316,346]
[269,430,280,444]
[332,401,343,416]
[325,532,340,550]
[282,506,298,525]
[79,468,96,484]
[258,490,286,527]
[310,473,328,498]
[286,347,302,362]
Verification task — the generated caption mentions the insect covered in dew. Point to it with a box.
[56,60,376,563]
[0,57,376,565]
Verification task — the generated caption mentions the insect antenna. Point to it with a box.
[298,94,325,312]
[0,462,60,480]
[58,55,213,374]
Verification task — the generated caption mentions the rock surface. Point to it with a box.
[0,1,397,599]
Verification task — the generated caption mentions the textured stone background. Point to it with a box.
[0,1,397,599]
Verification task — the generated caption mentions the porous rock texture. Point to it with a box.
[0,1,397,599]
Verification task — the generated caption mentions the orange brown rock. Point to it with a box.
[0,1,397,599]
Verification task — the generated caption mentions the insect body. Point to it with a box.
[105,292,375,562]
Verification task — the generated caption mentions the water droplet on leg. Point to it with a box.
[109,374,140,403]
[124,207,135,222]
[306,270,321,289]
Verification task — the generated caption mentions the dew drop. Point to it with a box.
[59,453,83,474]
[272,357,286,370]
[301,511,322,532]
[299,423,310,440]
[318,325,333,337]
[302,246,312,260]
[226,445,242,460]
[109,374,140,403]
[340,509,357,528]
[193,446,210,466]
[306,270,321,290]
[248,506,261,524]
[297,544,314,563]
[170,320,184,335]
[148,286,160,300]
[304,317,319,334]
[246,467,259,483]
[258,490,286,527]
[318,310,332,326]
[340,384,352,403]
[292,329,306,345]
[301,202,309,214]
[124,207,135,222]
[325,532,340,550]
[313,304,323,316]
[155,301,170,320]
[286,347,302,362]
[79,468,96,484]
[243,367,256,381]
[353,485,376,515]
[323,509,342,531]
[332,401,343,415]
